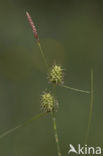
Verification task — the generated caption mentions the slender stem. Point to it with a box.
[61,84,90,94]
[0,112,46,139]
[84,69,94,145]
[37,42,49,70]
[51,112,62,156]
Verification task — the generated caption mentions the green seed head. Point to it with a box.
[41,92,58,112]
[48,64,64,85]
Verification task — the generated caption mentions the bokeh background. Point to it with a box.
[0,0,103,155]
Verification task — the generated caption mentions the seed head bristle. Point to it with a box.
[26,11,39,42]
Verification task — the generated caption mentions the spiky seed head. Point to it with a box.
[48,64,64,85]
[41,92,58,112]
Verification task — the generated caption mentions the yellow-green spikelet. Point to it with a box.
[41,92,55,112]
[49,65,64,85]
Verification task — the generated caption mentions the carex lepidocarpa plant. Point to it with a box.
[0,11,94,156]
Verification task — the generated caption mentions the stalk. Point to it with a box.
[52,112,62,156]
[37,42,49,70]
[84,69,94,145]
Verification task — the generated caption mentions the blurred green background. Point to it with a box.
[0,0,103,155]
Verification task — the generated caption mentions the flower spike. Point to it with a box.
[40,92,58,113]
[48,64,64,85]
[26,11,39,42]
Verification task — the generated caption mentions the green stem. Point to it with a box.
[37,42,49,70]
[0,112,46,139]
[84,69,94,145]
[51,112,62,156]
[61,84,90,94]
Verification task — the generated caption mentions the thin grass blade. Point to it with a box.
[0,112,46,139]
[61,84,90,94]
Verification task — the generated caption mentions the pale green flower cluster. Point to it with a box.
[49,64,64,85]
[41,92,56,112]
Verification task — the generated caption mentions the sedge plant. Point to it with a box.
[0,11,94,156]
